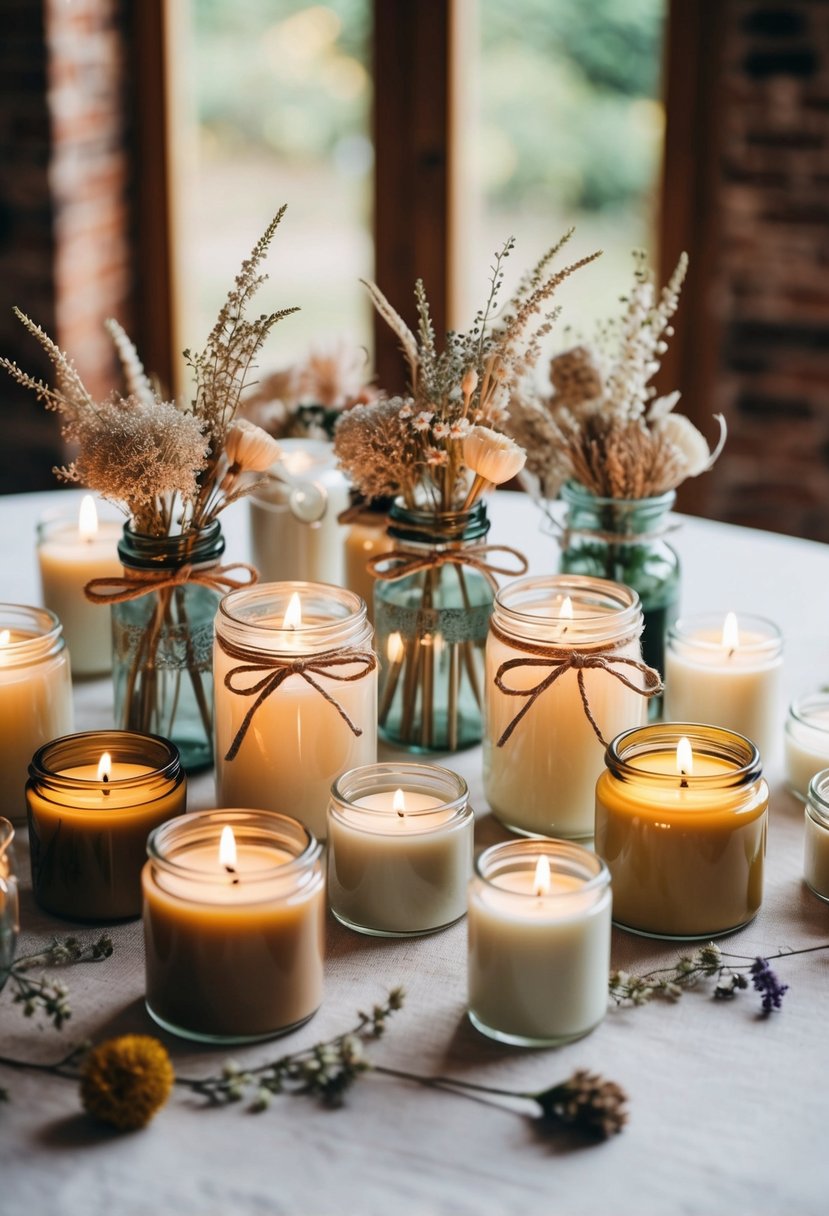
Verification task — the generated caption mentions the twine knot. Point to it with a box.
[85,562,259,605]
[367,544,528,589]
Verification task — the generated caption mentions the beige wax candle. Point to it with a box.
[37,496,122,676]
[0,605,73,824]
[664,613,783,761]
[484,576,651,839]
[785,694,829,802]
[595,724,768,939]
[804,769,829,902]
[467,839,611,1046]
[143,810,325,1042]
[344,519,393,624]
[26,731,186,920]
[214,583,377,840]
[327,764,473,935]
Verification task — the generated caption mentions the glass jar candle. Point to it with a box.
[484,575,656,838]
[26,731,186,920]
[0,819,19,988]
[328,763,473,936]
[595,724,768,939]
[664,613,783,761]
[143,809,325,1042]
[467,839,611,1047]
[804,769,829,902]
[36,495,122,676]
[0,604,73,824]
[785,693,829,802]
[214,582,377,840]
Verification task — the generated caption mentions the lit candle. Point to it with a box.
[0,605,73,824]
[214,583,377,839]
[595,723,768,939]
[484,575,654,838]
[142,809,325,1042]
[467,839,611,1046]
[249,439,352,586]
[26,731,186,920]
[785,692,829,802]
[36,496,122,676]
[804,769,829,902]
[327,763,473,936]
[664,612,783,760]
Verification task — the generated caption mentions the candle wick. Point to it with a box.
[224,864,239,886]
[102,773,110,798]
[679,772,689,789]
[727,647,735,660]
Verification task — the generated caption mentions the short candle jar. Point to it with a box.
[595,724,768,940]
[664,613,783,761]
[0,604,74,825]
[467,839,612,1047]
[328,763,473,936]
[484,575,651,839]
[142,809,325,1043]
[215,582,376,840]
[804,769,829,902]
[26,731,186,921]
[785,693,829,802]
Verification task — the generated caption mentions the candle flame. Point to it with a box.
[0,630,9,647]
[219,825,237,870]
[387,631,404,663]
[676,736,694,777]
[560,595,574,620]
[533,854,551,896]
[97,752,111,782]
[722,612,739,652]
[78,494,98,540]
[283,592,302,630]
[393,788,406,817]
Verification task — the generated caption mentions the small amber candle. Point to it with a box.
[595,724,768,939]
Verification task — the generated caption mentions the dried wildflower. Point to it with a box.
[80,1036,174,1131]
[224,419,282,474]
[462,425,526,487]
[532,1071,628,1140]
[4,934,113,1031]
[549,345,603,408]
[334,398,421,502]
[750,958,789,1013]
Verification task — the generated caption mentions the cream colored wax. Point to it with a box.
[327,789,474,935]
[804,771,829,901]
[785,699,829,801]
[0,613,73,824]
[468,849,611,1045]
[143,832,325,1041]
[37,497,122,676]
[343,522,393,624]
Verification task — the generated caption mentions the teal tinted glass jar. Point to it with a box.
[374,502,493,752]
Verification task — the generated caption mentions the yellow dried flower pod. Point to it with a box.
[80,1035,175,1131]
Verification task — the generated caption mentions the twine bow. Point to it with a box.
[367,544,528,590]
[216,634,377,761]
[84,562,259,605]
[492,625,662,748]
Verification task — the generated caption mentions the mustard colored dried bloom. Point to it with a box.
[80,1035,174,1131]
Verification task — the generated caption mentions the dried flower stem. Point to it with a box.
[0,935,113,1031]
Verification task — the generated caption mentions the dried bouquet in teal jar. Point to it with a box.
[334,232,601,752]
[1,210,296,770]
[507,251,727,693]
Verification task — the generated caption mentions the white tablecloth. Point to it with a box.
[2,489,828,1216]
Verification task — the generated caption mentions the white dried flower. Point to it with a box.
[425,447,449,466]
[449,418,472,439]
[412,411,434,432]
[462,425,527,485]
[657,412,726,478]
[225,419,282,473]
[432,421,450,439]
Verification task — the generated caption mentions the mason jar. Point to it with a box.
[804,769,829,902]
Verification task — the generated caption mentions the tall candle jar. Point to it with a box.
[214,582,377,840]
[785,693,829,802]
[143,809,325,1042]
[595,724,768,939]
[373,502,497,753]
[804,769,829,902]
[0,819,19,988]
[27,731,186,921]
[0,604,73,825]
[484,575,656,839]
[341,500,393,625]
[468,839,612,1047]
[328,763,473,936]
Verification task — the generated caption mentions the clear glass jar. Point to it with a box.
[0,603,73,824]
[112,522,225,772]
[374,502,493,752]
[26,730,186,921]
[804,769,829,902]
[785,692,829,802]
[214,582,376,840]
[484,574,649,838]
[0,819,19,990]
[595,724,768,939]
[328,762,473,936]
[468,838,611,1047]
[143,809,325,1042]
[559,481,679,711]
